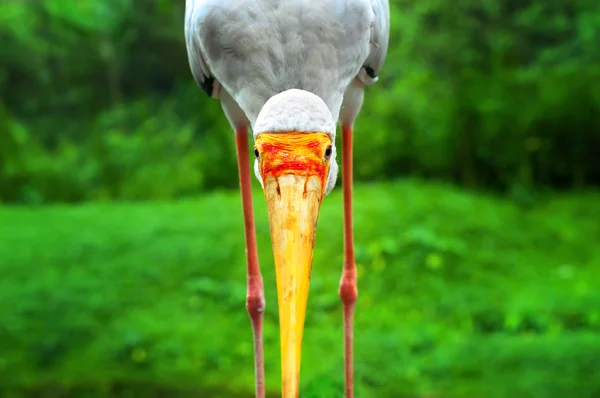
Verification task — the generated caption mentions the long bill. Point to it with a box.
[264,173,324,397]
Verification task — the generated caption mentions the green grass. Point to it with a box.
[1,180,599,397]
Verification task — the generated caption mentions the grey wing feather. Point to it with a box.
[184,0,218,97]
[361,0,390,84]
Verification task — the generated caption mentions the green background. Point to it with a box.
[1,1,599,397]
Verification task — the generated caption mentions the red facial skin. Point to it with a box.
[254,132,332,198]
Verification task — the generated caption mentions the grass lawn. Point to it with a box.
[1,180,599,397]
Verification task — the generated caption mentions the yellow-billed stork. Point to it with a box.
[184,1,390,396]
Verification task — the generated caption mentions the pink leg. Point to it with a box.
[235,126,266,398]
[339,124,357,398]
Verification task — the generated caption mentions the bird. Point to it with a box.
[184,0,389,397]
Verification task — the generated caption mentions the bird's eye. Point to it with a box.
[324,145,332,160]
[254,148,259,159]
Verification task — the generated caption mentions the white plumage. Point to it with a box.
[253,89,336,141]
[185,0,389,194]
[185,0,389,126]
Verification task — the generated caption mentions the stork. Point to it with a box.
[184,1,389,396]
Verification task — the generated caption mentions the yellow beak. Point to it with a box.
[264,173,323,397]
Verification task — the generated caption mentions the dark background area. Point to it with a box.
[1,0,599,203]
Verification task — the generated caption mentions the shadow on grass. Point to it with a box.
[3,383,280,398]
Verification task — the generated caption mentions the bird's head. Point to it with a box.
[253,89,339,196]
[252,89,338,395]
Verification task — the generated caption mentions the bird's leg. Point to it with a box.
[235,126,266,398]
[339,124,357,398]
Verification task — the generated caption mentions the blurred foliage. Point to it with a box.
[1,181,599,397]
[1,0,599,203]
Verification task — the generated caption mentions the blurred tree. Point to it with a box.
[0,0,599,203]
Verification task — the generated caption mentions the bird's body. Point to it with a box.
[185,0,388,126]
[184,1,390,397]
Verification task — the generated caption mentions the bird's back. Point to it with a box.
[186,0,375,124]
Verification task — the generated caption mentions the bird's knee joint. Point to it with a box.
[246,294,265,317]
[338,279,358,306]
